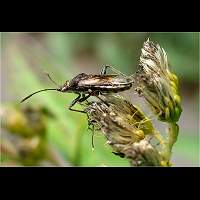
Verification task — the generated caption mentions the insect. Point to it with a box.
[21,65,135,113]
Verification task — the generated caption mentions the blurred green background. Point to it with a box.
[1,32,199,166]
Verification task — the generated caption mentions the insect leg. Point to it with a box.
[81,94,88,103]
[69,94,91,113]
[100,65,109,75]
[101,65,127,77]
[91,123,95,150]
[112,152,125,158]
[69,93,86,113]
[87,119,96,150]
[79,94,91,103]
[96,95,110,107]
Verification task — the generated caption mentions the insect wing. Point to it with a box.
[77,75,133,87]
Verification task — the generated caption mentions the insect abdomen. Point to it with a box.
[86,84,132,93]
[99,84,132,93]
[75,82,133,94]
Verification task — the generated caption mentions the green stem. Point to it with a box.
[162,122,179,162]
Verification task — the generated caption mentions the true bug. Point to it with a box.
[21,65,135,113]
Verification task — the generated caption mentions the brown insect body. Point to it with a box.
[60,73,133,94]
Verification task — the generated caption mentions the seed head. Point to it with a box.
[83,94,158,162]
[124,139,164,166]
[135,39,182,122]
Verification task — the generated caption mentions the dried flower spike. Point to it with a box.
[135,38,182,123]
[84,95,156,145]
[124,139,164,166]
[83,94,168,166]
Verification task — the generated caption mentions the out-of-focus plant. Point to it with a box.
[83,39,182,166]
[1,104,67,166]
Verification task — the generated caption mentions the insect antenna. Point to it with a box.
[20,88,58,103]
[44,72,61,87]
[92,127,95,150]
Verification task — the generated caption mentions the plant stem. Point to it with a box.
[162,122,179,162]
